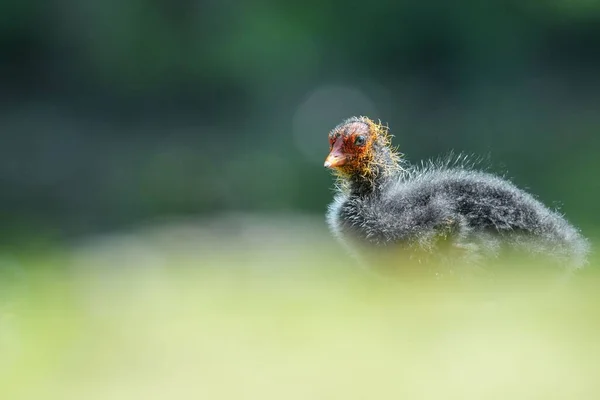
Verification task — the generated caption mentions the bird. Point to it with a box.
[324,116,590,278]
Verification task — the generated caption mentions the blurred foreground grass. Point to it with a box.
[0,214,599,400]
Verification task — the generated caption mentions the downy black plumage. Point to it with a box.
[324,116,590,277]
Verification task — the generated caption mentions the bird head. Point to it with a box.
[324,116,400,180]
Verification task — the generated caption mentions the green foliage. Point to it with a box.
[0,0,599,239]
[1,230,599,399]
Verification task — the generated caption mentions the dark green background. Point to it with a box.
[1,0,598,242]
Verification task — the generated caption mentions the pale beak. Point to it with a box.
[324,137,346,169]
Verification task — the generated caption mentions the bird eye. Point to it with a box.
[354,135,366,146]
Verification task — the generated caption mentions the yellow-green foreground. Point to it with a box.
[0,217,598,400]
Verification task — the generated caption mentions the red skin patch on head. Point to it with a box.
[326,121,373,172]
[326,117,401,182]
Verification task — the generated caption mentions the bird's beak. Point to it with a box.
[324,137,346,169]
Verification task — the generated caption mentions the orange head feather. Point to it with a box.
[325,116,400,183]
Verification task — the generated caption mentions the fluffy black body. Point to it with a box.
[326,121,589,275]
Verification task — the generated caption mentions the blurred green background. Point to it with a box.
[2,3,600,398]
[1,0,599,244]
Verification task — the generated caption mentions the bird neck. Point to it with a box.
[344,145,403,197]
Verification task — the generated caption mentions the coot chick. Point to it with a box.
[324,116,589,277]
